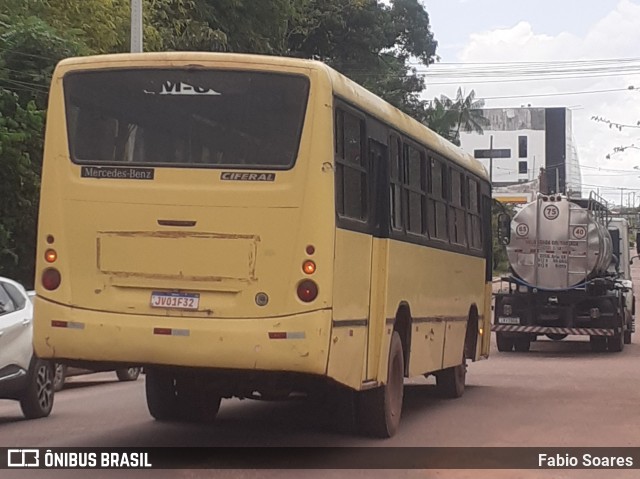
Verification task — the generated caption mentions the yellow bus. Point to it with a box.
[33,52,492,437]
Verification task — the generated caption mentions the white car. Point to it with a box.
[0,277,54,418]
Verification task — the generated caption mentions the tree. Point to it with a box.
[0,89,44,287]
[0,14,88,108]
[285,0,437,116]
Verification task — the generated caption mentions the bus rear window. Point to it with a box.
[63,69,309,169]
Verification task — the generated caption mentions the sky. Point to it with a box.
[420,0,640,205]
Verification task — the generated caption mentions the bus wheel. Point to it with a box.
[496,333,515,352]
[436,358,466,399]
[357,332,404,438]
[514,337,531,352]
[175,377,221,423]
[145,369,179,421]
[589,336,607,353]
[606,333,624,353]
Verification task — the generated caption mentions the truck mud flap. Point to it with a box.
[492,325,617,336]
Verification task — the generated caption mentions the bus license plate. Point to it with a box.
[150,292,200,310]
[498,317,520,325]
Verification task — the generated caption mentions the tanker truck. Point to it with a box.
[493,193,635,353]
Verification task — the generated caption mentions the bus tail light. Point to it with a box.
[297,280,318,302]
[302,260,316,275]
[42,268,61,291]
[45,249,58,263]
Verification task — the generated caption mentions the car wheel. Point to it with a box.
[116,367,141,382]
[53,364,66,392]
[20,358,54,419]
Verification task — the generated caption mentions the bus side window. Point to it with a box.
[427,156,449,242]
[449,168,467,247]
[467,178,483,250]
[389,135,403,231]
[335,108,367,222]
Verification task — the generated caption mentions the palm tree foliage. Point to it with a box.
[424,87,490,146]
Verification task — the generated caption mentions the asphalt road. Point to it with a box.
[2,263,639,478]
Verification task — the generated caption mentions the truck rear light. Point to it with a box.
[42,268,61,290]
[297,280,318,302]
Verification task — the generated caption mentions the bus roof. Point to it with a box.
[55,52,489,181]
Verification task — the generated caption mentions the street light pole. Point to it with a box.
[131,0,143,53]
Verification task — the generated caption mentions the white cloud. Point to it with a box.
[427,0,640,203]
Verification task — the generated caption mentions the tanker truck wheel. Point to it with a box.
[496,333,514,352]
[623,311,632,344]
[589,336,607,353]
[606,332,624,353]
[513,336,531,352]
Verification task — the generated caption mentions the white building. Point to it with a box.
[459,107,582,200]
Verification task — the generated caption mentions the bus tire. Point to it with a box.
[145,370,179,421]
[176,378,221,423]
[357,332,404,438]
[589,336,607,352]
[606,333,624,353]
[496,333,514,352]
[435,359,466,399]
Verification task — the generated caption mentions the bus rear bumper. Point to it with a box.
[33,297,331,376]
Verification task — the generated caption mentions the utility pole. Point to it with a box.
[131,0,143,53]
[621,187,624,212]
[489,135,493,184]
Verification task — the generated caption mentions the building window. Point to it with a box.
[518,135,528,158]
[518,160,528,174]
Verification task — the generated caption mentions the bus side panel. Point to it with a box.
[327,229,371,389]
[442,321,467,369]
[409,321,446,377]
[364,237,389,383]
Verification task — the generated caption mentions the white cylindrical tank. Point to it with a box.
[506,195,612,290]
